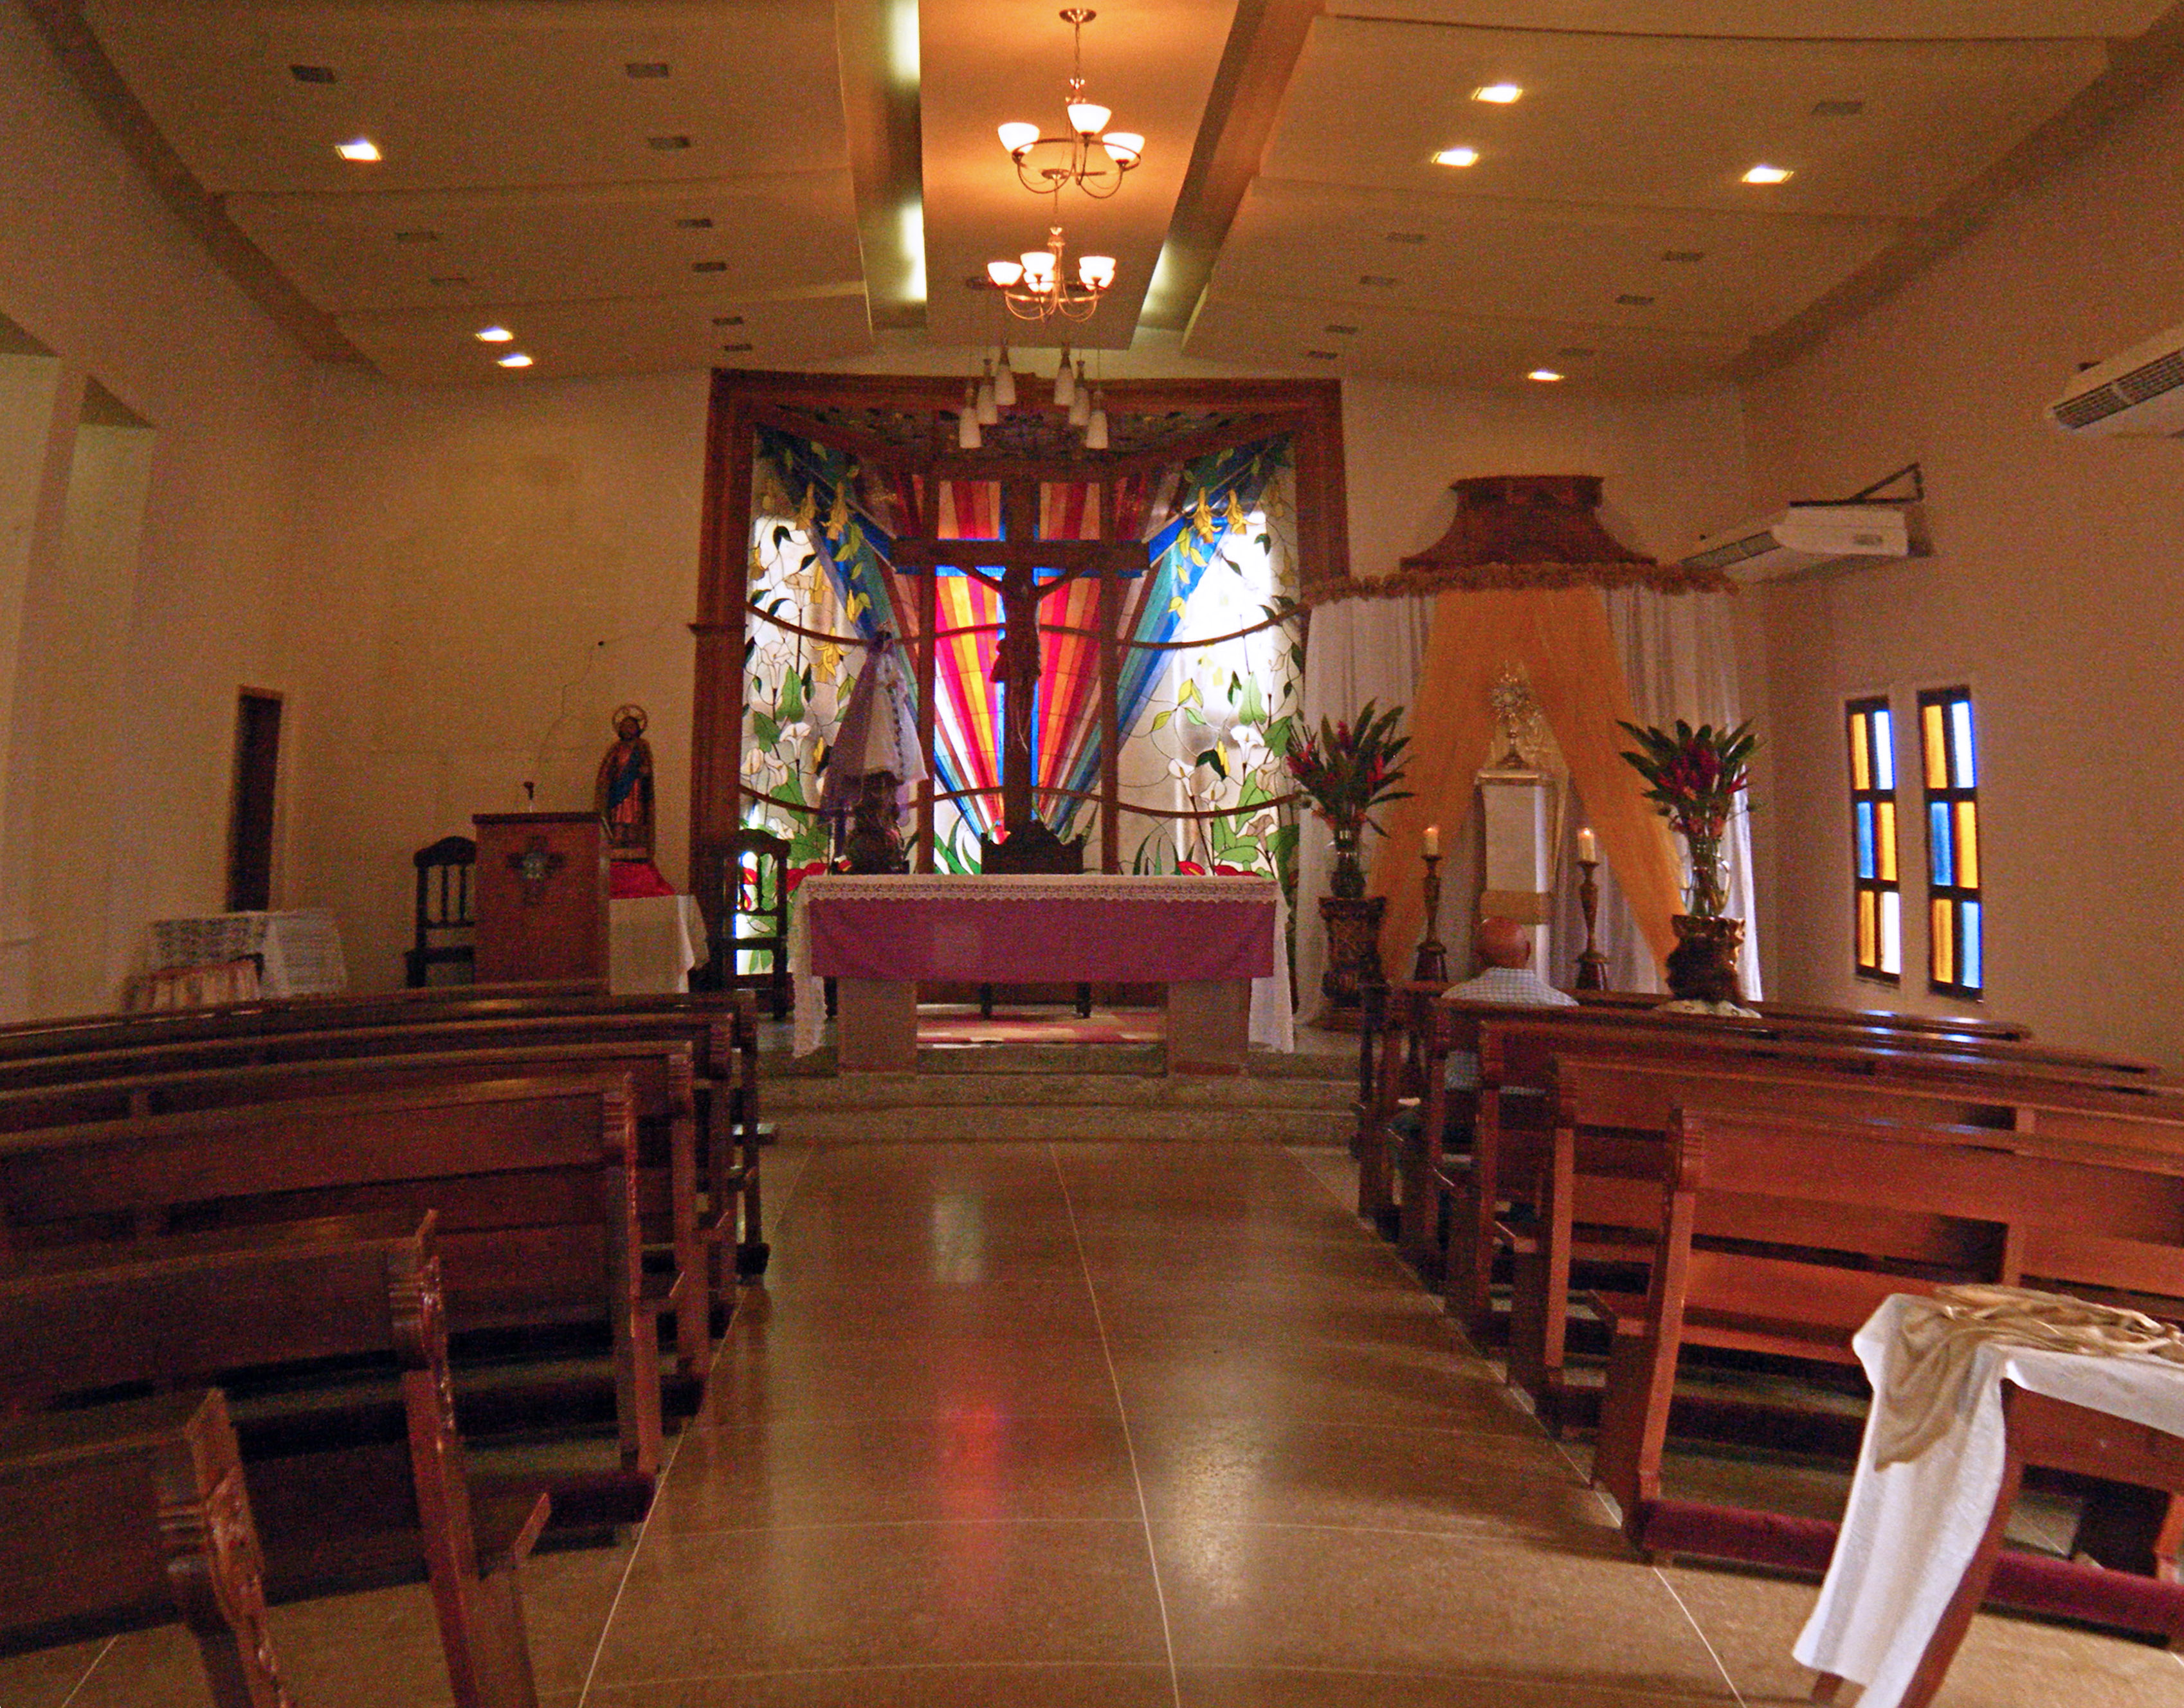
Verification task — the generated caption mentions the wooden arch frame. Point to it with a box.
[691,368,1349,878]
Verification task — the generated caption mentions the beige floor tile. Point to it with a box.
[0,1635,112,1708]
[731,1278,1102,1345]
[1129,1414,1597,1541]
[1110,1334,1536,1433]
[586,1519,1170,1683]
[652,1412,1142,1533]
[754,1229,1089,1288]
[1663,1560,2184,1708]
[580,1661,1176,1705]
[1153,1521,1735,1699]
[706,1331,1120,1424]
[1174,1663,1734,1706]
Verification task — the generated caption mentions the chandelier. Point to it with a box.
[985,225,1115,324]
[997,8,1143,200]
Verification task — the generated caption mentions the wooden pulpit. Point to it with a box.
[472,812,608,983]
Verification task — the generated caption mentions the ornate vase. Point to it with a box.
[1666,912,1746,1006]
[1318,895,1387,1029]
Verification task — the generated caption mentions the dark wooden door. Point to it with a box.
[226,690,282,911]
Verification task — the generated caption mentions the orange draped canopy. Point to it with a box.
[1367,587,1684,977]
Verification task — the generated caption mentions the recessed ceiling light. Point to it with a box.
[1527,368,1564,383]
[1473,83,1523,104]
[648,134,693,151]
[496,352,533,369]
[1304,350,1340,361]
[1385,232,1425,245]
[474,325,514,343]
[1662,250,1706,264]
[626,62,671,78]
[721,342,754,353]
[1558,346,1596,358]
[692,260,727,274]
[676,216,714,230]
[392,230,437,244]
[289,64,336,84]
[1615,293,1655,306]
[334,138,381,162]
[712,314,745,327]
[428,275,471,288]
[1742,163,1794,185]
[1432,146,1480,168]
[1324,323,1359,336]
[1358,274,1398,288]
[1811,99,1865,118]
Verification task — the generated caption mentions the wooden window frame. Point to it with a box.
[1918,685,1984,999]
[1844,693,1901,986]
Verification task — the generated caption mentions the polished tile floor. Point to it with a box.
[10,1141,2184,1706]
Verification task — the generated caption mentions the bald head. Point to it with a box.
[1474,916,1533,970]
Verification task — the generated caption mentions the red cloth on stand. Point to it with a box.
[609,860,676,899]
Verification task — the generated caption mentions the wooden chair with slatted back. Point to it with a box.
[406,835,478,987]
[693,830,792,1020]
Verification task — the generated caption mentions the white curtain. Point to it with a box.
[1293,597,1435,1017]
[1296,586,1761,1011]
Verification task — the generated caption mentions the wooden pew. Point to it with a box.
[0,1077,664,1496]
[1573,986,2035,1042]
[0,1216,551,1708]
[0,1006,769,1282]
[1586,1104,2184,1637]
[0,1039,719,1377]
[0,1388,296,1707]
[1353,982,1443,1230]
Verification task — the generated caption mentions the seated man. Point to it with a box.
[1425,916,1576,1146]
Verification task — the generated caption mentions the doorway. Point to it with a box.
[226,689,282,911]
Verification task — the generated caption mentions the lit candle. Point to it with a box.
[1423,824,1439,857]
[1577,826,1597,864]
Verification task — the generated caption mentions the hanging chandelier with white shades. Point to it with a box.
[985,224,1116,324]
[997,9,1143,200]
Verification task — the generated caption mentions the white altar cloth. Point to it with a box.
[608,895,708,995]
[787,874,1294,1058]
[1795,1293,2184,1707]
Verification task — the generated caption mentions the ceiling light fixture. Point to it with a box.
[1473,82,1523,104]
[289,64,336,84]
[1432,146,1479,168]
[473,325,514,343]
[1742,163,1794,184]
[983,223,1115,324]
[496,352,533,369]
[334,138,381,161]
[1527,368,1564,382]
[997,9,1143,201]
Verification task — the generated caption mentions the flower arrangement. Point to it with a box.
[1285,701,1412,898]
[1617,718,1758,918]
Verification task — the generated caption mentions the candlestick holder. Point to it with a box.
[1574,856,1609,991]
[1411,851,1449,984]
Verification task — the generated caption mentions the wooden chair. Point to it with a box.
[407,835,478,988]
[0,1215,552,1708]
[695,830,792,1020]
[0,1388,296,1707]
[1814,1382,2184,1706]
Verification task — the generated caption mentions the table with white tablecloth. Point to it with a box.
[608,895,709,995]
[1796,1293,2184,1708]
[788,873,1293,1071]
[147,909,348,997]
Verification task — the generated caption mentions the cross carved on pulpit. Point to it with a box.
[506,835,567,904]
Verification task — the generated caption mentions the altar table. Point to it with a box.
[1796,1293,2184,1708]
[788,874,1290,1071]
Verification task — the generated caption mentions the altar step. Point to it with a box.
[759,1042,1356,1145]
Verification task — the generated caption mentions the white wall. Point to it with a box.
[0,1,313,1015]
[1736,77,2184,1069]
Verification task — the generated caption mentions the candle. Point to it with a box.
[1577,826,1597,864]
[1423,824,1439,857]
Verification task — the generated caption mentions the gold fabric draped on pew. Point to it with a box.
[1369,587,1685,975]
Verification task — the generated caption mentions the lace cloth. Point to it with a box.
[1796,1291,2184,1708]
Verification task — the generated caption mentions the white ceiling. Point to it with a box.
[51,0,2181,388]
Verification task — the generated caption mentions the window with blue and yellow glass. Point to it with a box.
[1918,687,1983,998]
[1845,696,1902,984]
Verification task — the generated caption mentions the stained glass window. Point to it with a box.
[1918,686,1983,998]
[1846,696,1901,983]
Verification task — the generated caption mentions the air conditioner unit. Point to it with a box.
[1678,504,1912,583]
[2048,322,2184,437]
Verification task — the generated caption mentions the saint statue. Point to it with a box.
[595,703,655,860]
